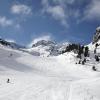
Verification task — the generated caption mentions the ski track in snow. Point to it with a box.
[68,78,99,100]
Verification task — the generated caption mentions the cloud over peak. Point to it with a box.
[33,35,51,44]
[29,35,52,47]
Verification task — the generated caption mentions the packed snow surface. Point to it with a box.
[0,45,100,100]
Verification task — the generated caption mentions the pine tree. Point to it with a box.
[84,46,89,57]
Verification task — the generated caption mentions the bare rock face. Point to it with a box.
[93,26,100,44]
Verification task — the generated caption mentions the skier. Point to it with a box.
[92,66,96,71]
[7,78,10,83]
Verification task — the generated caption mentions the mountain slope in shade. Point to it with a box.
[0,38,25,49]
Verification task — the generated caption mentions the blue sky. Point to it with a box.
[0,0,100,46]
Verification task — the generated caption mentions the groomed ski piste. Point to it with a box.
[0,44,100,100]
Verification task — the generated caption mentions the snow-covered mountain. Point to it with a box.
[88,26,100,55]
[0,38,71,57]
[0,35,100,100]
[1,27,100,100]
[27,40,70,57]
[32,40,56,47]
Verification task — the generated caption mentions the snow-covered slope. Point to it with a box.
[0,43,100,100]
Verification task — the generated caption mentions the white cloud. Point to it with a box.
[42,0,67,27]
[42,0,97,25]
[42,0,49,7]
[47,6,66,20]
[52,0,75,5]
[0,16,13,27]
[28,35,51,47]
[15,24,20,29]
[11,4,32,15]
[84,0,100,20]
[0,16,21,29]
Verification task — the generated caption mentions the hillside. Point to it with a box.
[0,43,100,100]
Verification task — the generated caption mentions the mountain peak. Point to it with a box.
[93,26,100,44]
[32,40,56,47]
[96,26,100,32]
